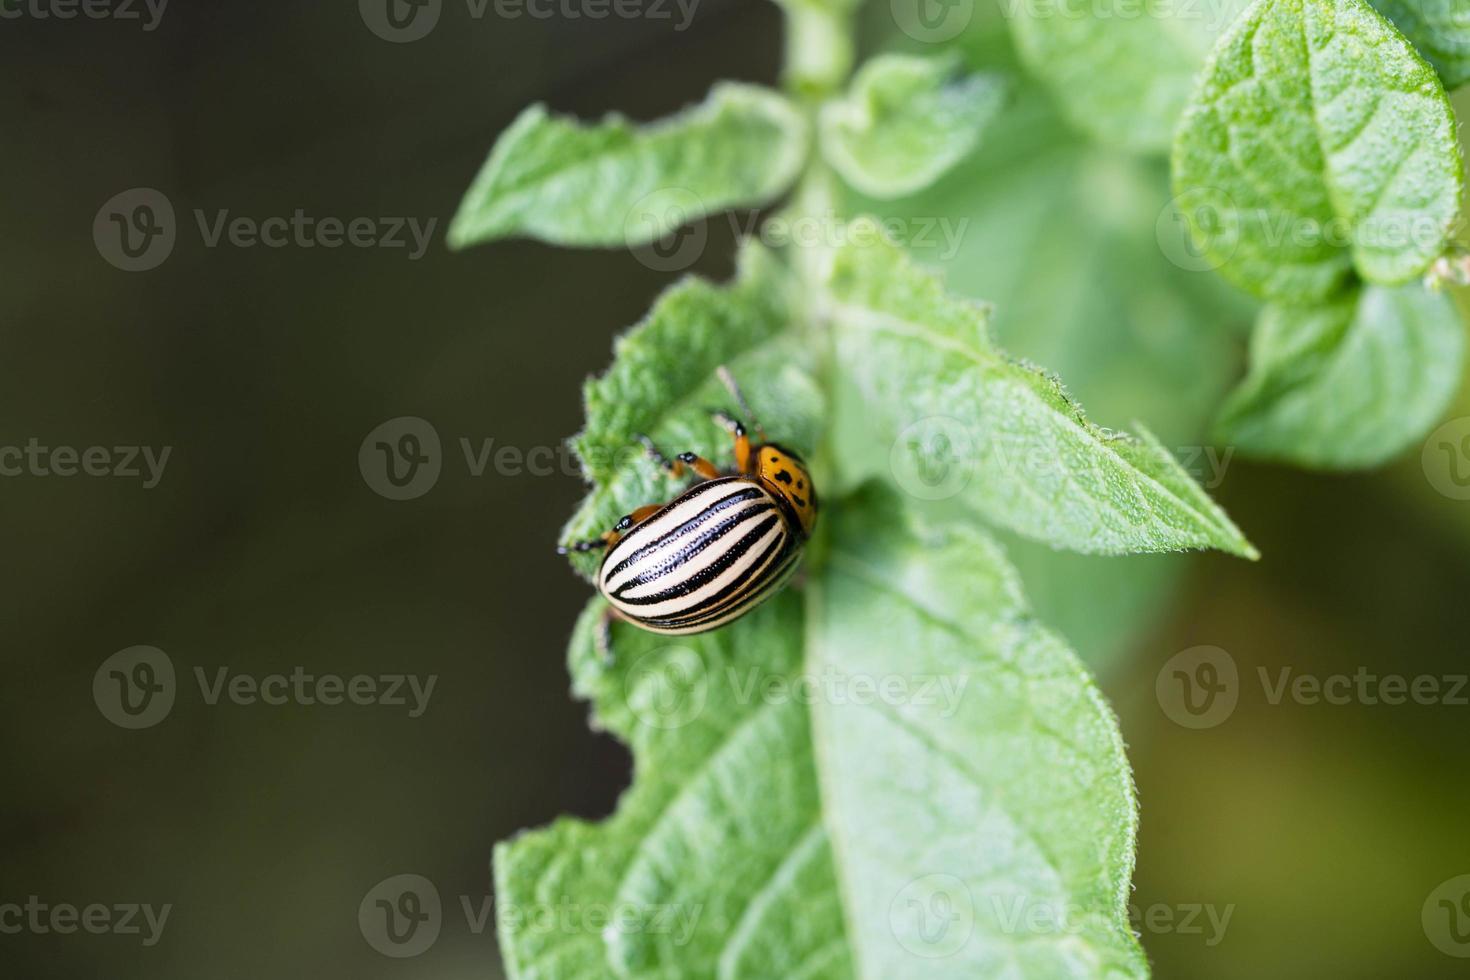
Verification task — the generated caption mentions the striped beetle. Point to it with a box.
[558,367,817,656]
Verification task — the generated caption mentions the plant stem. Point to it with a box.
[783,4,853,101]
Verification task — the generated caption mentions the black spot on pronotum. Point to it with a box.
[793,496,807,508]
[774,469,794,485]
[796,479,804,490]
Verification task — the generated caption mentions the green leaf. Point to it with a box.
[1172,0,1464,302]
[818,54,1005,198]
[1215,282,1465,467]
[1006,0,1251,151]
[497,489,1148,979]
[859,82,1255,672]
[1371,0,1470,89]
[824,219,1257,558]
[447,83,808,250]
[559,242,824,581]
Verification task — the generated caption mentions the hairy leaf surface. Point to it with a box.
[1007,0,1250,151]
[498,491,1147,979]
[819,54,1005,198]
[1372,0,1470,88]
[1215,282,1464,466]
[448,84,808,249]
[825,221,1256,557]
[1172,0,1463,301]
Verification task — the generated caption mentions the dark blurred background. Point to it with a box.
[3,2,1469,978]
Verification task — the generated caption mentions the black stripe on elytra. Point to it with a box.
[602,484,765,582]
[643,547,799,630]
[663,529,792,621]
[613,512,783,607]
[604,501,776,597]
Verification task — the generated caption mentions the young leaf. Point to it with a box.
[497,490,1148,979]
[448,83,808,250]
[818,54,1005,199]
[560,243,824,581]
[1371,0,1470,89]
[1006,0,1251,151]
[1172,0,1464,302]
[861,82,1255,672]
[825,219,1257,558]
[1215,282,1465,467]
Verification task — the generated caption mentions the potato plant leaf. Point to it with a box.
[818,54,1005,199]
[1006,0,1251,151]
[824,221,1257,558]
[1214,282,1465,467]
[1371,0,1470,88]
[496,489,1148,979]
[1172,0,1464,302]
[447,83,808,249]
[860,81,1255,672]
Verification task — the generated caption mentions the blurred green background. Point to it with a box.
[3,2,1470,978]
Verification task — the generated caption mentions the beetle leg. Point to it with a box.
[640,434,723,484]
[637,434,680,477]
[676,452,722,481]
[712,411,753,476]
[596,605,628,667]
[556,534,610,556]
[717,365,766,443]
[557,504,663,555]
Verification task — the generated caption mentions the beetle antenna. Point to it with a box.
[716,365,765,442]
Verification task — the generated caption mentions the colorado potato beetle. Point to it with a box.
[558,367,817,655]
